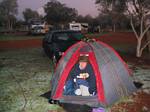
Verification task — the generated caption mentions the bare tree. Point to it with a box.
[126,0,150,57]
[95,0,150,57]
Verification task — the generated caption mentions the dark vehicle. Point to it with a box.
[42,30,85,63]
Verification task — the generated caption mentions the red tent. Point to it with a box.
[50,40,137,107]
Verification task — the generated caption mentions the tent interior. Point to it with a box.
[63,62,97,96]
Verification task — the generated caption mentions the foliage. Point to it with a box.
[0,0,18,15]
[76,15,85,23]
[0,4,6,27]
[126,0,150,57]
[95,14,112,29]
[95,0,126,13]
[0,0,18,29]
[126,0,150,23]
[44,0,78,24]
[23,8,41,23]
[95,0,150,57]
[76,15,94,26]
[13,19,26,29]
[95,0,127,31]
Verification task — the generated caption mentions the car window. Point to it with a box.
[68,32,84,41]
[53,33,69,41]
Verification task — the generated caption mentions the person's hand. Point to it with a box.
[77,73,89,79]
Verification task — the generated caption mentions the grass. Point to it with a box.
[0,32,108,41]
[0,48,65,112]
[0,34,43,41]
[0,47,149,112]
[86,32,108,38]
[111,44,136,54]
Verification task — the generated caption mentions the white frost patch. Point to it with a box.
[0,48,62,112]
[129,64,150,94]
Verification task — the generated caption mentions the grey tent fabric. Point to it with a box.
[91,42,136,105]
[51,42,82,97]
[50,41,137,107]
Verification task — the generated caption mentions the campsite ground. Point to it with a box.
[0,32,150,112]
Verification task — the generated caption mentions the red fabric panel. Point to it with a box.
[88,52,106,103]
[97,41,132,76]
[54,41,83,71]
[53,42,85,99]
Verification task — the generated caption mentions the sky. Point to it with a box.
[17,0,99,19]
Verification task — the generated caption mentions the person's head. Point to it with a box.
[78,55,89,69]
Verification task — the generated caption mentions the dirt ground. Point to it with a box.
[0,39,42,49]
[0,32,136,49]
[88,32,137,44]
[111,91,150,112]
[0,32,149,112]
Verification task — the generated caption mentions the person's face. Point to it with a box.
[79,61,87,69]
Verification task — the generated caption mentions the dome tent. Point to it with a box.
[50,40,137,107]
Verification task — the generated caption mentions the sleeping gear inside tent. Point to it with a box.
[50,40,137,107]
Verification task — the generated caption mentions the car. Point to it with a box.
[42,30,85,63]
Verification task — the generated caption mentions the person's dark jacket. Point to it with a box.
[68,63,97,94]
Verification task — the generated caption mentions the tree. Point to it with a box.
[76,15,85,23]
[76,15,93,24]
[95,0,126,32]
[0,0,18,30]
[44,0,78,25]
[23,8,40,23]
[95,0,150,57]
[95,14,113,31]
[126,0,150,57]
[83,15,94,25]
[0,7,6,27]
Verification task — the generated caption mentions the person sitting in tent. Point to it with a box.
[63,54,97,96]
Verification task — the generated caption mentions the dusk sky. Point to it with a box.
[17,0,99,19]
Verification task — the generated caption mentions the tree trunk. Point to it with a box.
[8,18,11,32]
[146,31,150,53]
[10,20,13,31]
[113,23,116,32]
[61,24,64,30]
[136,38,142,57]
[98,25,101,33]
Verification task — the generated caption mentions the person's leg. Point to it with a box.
[63,80,75,95]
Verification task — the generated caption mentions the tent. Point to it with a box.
[50,40,137,107]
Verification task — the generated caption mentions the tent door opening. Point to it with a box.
[63,62,97,97]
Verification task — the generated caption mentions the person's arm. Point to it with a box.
[68,64,78,81]
[87,64,97,94]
